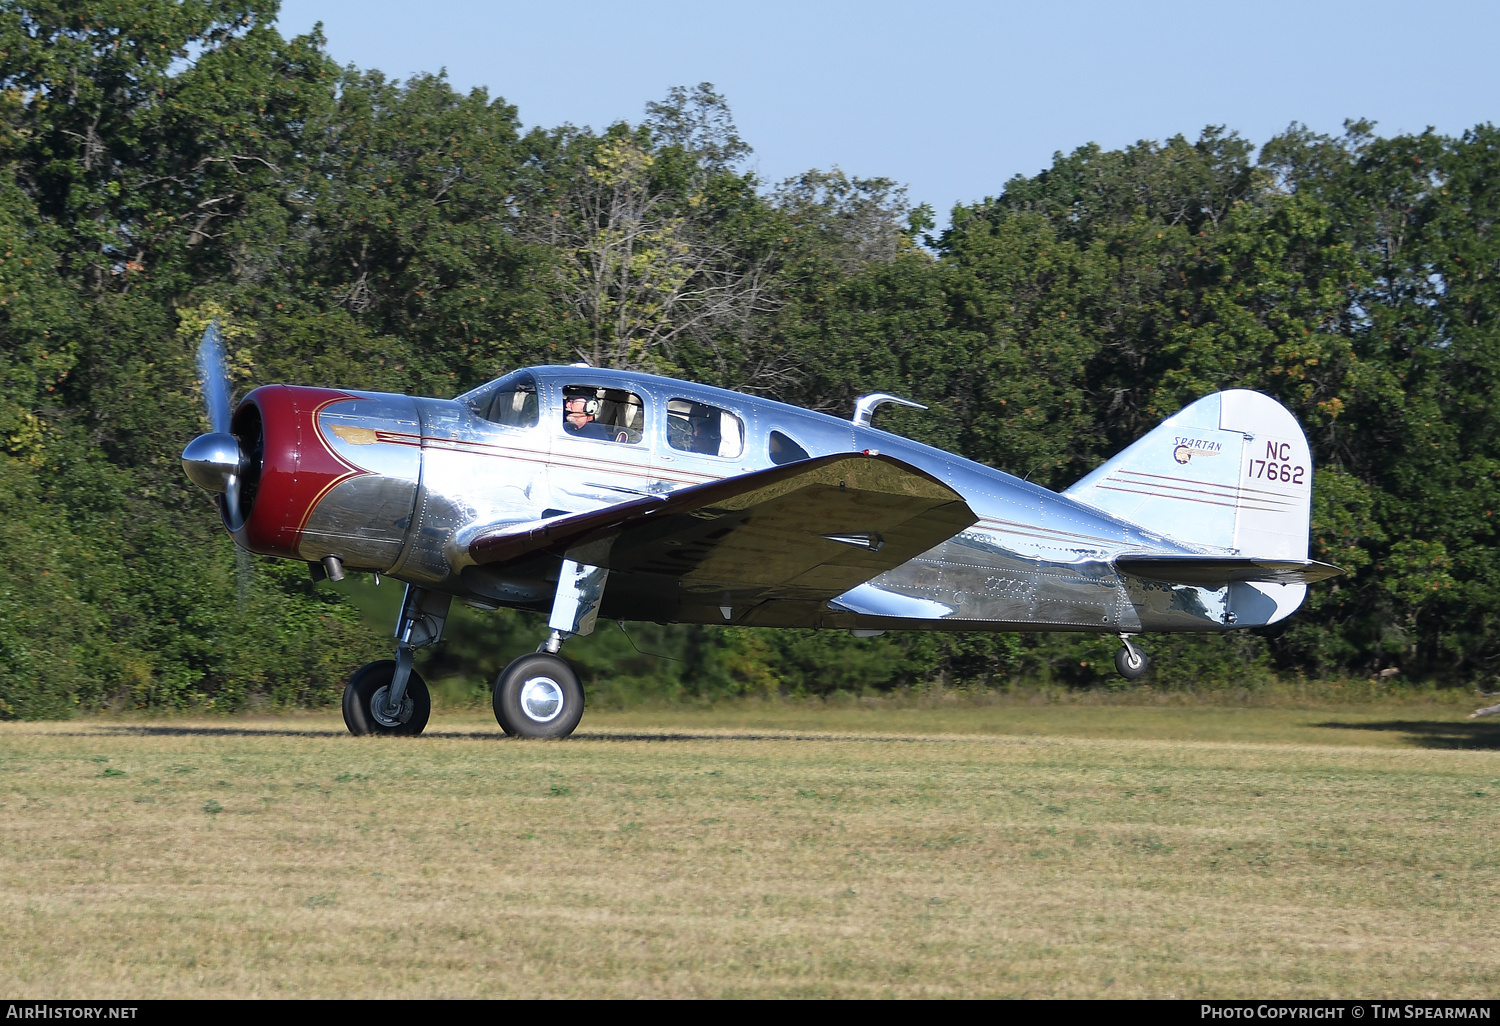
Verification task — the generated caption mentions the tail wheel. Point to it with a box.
[1114,646,1150,681]
[493,653,584,739]
[342,660,431,737]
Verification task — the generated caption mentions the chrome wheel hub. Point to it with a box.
[519,676,564,723]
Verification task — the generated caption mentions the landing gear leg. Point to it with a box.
[342,585,451,737]
[492,557,604,739]
[1114,633,1150,681]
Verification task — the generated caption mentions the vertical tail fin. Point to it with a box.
[1064,390,1312,559]
[1065,390,1315,627]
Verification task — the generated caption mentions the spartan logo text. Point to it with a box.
[1173,436,1223,465]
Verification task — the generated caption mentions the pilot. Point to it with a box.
[688,409,720,455]
[563,390,617,440]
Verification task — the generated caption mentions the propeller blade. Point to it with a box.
[184,320,257,543]
[224,465,243,532]
[235,547,252,611]
[195,321,232,435]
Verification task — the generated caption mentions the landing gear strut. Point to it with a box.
[1114,634,1150,680]
[343,585,451,736]
[492,556,605,739]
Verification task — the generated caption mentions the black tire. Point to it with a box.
[342,659,431,737]
[493,653,584,739]
[1114,646,1150,681]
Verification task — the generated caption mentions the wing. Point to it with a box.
[1113,555,1344,586]
[469,454,977,621]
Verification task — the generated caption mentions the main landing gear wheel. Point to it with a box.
[493,653,584,739]
[343,659,431,736]
[1114,645,1150,681]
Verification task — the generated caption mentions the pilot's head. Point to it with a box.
[688,410,719,453]
[563,390,598,429]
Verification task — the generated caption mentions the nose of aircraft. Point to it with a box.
[181,431,243,493]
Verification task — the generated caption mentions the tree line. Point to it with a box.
[1,0,1496,716]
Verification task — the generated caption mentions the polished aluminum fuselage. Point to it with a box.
[299,367,1249,633]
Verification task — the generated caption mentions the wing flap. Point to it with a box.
[1114,555,1344,586]
[469,454,977,607]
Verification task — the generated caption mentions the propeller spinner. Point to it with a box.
[181,322,246,529]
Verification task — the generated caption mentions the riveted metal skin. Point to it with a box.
[451,369,1291,634]
[216,367,1324,638]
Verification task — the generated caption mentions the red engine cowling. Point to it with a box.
[228,385,364,560]
[228,383,426,577]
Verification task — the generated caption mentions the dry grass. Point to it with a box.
[2,703,1498,998]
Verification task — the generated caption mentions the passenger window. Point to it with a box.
[484,381,538,428]
[561,386,645,444]
[769,430,810,465]
[667,399,744,458]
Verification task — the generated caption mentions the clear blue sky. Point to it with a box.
[276,0,1498,220]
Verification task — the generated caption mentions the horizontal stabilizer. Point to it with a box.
[1114,555,1344,587]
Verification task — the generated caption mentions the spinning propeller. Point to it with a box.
[181,321,246,529]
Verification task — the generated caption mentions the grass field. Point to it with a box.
[2,701,1498,998]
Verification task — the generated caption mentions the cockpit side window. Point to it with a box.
[561,385,645,444]
[483,379,539,428]
[768,430,810,465]
[667,399,744,458]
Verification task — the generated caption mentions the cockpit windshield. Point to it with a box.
[465,372,539,429]
[485,381,538,428]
